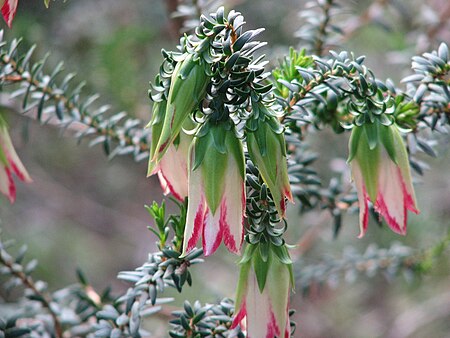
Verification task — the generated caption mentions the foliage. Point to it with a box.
[0,0,449,337]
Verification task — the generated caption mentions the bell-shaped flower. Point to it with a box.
[247,107,293,218]
[232,243,293,338]
[150,53,209,168]
[348,123,419,237]
[0,121,31,203]
[1,0,18,28]
[182,122,245,256]
[152,131,191,202]
[147,101,192,201]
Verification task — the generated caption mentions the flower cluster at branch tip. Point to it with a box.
[1,0,17,28]
[348,123,419,237]
[145,8,296,336]
[0,116,31,203]
[147,8,294,257]
[232,243,293,338]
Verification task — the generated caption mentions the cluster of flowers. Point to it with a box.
[147,49,420,336]
[1,4,420,336]
[147,52,295,337]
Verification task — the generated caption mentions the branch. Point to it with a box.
[0,240,63,338]
[0,35,151,162]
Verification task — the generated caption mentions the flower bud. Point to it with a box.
[247,112,293,218]
[151,54,209,167]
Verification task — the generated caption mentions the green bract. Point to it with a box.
[192,122,245,214]
[147,100,167,176]
[151,54,209,168]
[246,104,292,218]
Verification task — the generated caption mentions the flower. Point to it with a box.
[1,0,18,28]
[182,122,245,256]
[147,88,193,201]
[150,130,191,202]
[150,53,209,168]
[232,244,292,338]
[348,123,419,237]
[246,107,293,218]
[0,121,31,203]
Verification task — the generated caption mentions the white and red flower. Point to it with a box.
[232,244,292,338]
[0,121,31,203]
[348,124,419,237]
[182,123,245,256]
[1,0,18,28]
[149,130,191,202]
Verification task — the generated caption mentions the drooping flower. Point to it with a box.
[1,0,18,28]
[147,99,192,201]
[0,120,31,203]
[151,130,191,202]
[182,122,245,256]
[348,123,419,237]
[232,244,293,338]
[246,103,293,218]
[150,53,209,169]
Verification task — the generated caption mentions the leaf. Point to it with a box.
[253,248,270,292]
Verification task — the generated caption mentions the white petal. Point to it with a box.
[183,162,205,256]
[220,155,245,254]
[375,155,406,234]
[158,142,189,201]
[202,207,222,256]
[351,162,369,237]
[245,271,276,338]
[267,260,291,337]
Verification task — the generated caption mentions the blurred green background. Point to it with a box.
[0,0,449,337]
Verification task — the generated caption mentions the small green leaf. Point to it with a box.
[253,248,270,292]
[363,122,379,150]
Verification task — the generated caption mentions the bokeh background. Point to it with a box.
[1,0,449,337]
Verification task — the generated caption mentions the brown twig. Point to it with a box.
[0,253,63,338]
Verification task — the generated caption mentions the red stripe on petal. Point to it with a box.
[357,187,370,238]
[375,194,405,235]
[284,187,294,203]
[220,199,240,254]
[185,199,205,253]
[231,302,246,329]
[265,311,281,338]
[398,167,419,214]
[202,208,223,256]
[157,170,184,202]
[1,0,17,28]
[5,166,15,203]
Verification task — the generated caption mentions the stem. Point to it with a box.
[0,55,150,157]
[313,0,333,56]
[0,254,63,338]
